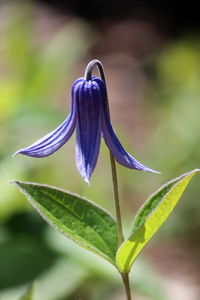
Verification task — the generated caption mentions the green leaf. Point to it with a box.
[116,169,199,273]
[19,283,34,300]
[12,181,118,265]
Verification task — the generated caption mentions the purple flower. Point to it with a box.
[14,61,158,182]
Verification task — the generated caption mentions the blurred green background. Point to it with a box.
[0,1,200,299]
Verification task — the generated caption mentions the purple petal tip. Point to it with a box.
[144,167,161,174]
[12,150,21,158]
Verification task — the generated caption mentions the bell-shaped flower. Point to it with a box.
[14,70,158,182]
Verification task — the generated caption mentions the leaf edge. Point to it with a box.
[11,180,118,266]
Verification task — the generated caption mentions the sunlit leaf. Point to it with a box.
[116,169,199,273]
[12,181,118,265]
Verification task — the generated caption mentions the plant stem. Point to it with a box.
[121,273,132,300]
[109,152,123,246]
[84,59,132,300]
[109,153,132,299]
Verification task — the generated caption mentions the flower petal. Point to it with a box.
[76,79,101,182]
[94,78,159,173]
[13,79,83,158]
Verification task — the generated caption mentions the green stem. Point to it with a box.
[109,152,123,246]
[109,153,132,299]
[121,273,132,300]
[84,59,132,300]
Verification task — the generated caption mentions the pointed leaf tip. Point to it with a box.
[116,169,199,273]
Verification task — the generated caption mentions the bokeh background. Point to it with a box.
[0,0,200,299]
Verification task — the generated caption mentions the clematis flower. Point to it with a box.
[14,60,158,182]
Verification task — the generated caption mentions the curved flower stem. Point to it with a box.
[85,59,124,244]
[84,59,106,82]
[85,59,132,300]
